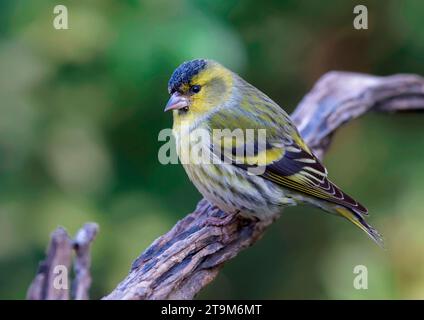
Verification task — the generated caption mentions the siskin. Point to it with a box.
[164,59,383,247]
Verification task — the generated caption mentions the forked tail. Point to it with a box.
[335,206,384,248]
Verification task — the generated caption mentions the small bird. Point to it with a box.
[164,59,383,247]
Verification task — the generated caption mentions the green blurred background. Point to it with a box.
[1,0,424,299]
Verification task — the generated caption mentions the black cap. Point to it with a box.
[168,59,207,94]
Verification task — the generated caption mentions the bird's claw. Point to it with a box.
[203,210,238,227]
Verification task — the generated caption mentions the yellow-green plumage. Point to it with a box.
[165,59,383,247]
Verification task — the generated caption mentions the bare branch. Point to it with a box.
[27,223,99,300]
[104,72,424,300]
[72,223,99,300]
[291,72,424,158]
[27,228,72,300]
[104,201,275,300]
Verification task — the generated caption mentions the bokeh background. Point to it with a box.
[1,0,424,299]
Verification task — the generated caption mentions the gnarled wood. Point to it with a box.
[27,223,99,300]
[72,223,99,300]
[27,228,72,300]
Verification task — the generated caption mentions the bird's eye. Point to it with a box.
[191,85,201,94]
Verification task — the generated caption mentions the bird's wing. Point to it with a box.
[208,105,368,216]
[260,138,369,216]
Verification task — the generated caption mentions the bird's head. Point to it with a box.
[164,59,234,122]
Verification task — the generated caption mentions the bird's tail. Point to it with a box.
[335,206,384,248]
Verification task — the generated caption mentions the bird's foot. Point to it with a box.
[203,209,239,227]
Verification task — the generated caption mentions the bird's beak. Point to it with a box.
[164,92,189,112]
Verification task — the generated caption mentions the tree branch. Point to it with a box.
[27,223,99,300]
[72,223,99,300]
[27,228,73,300]
[103,71,424,300]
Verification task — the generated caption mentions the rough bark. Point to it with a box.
[27,228,73,300]
[72,223,99,300]
[27,223,99,300]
